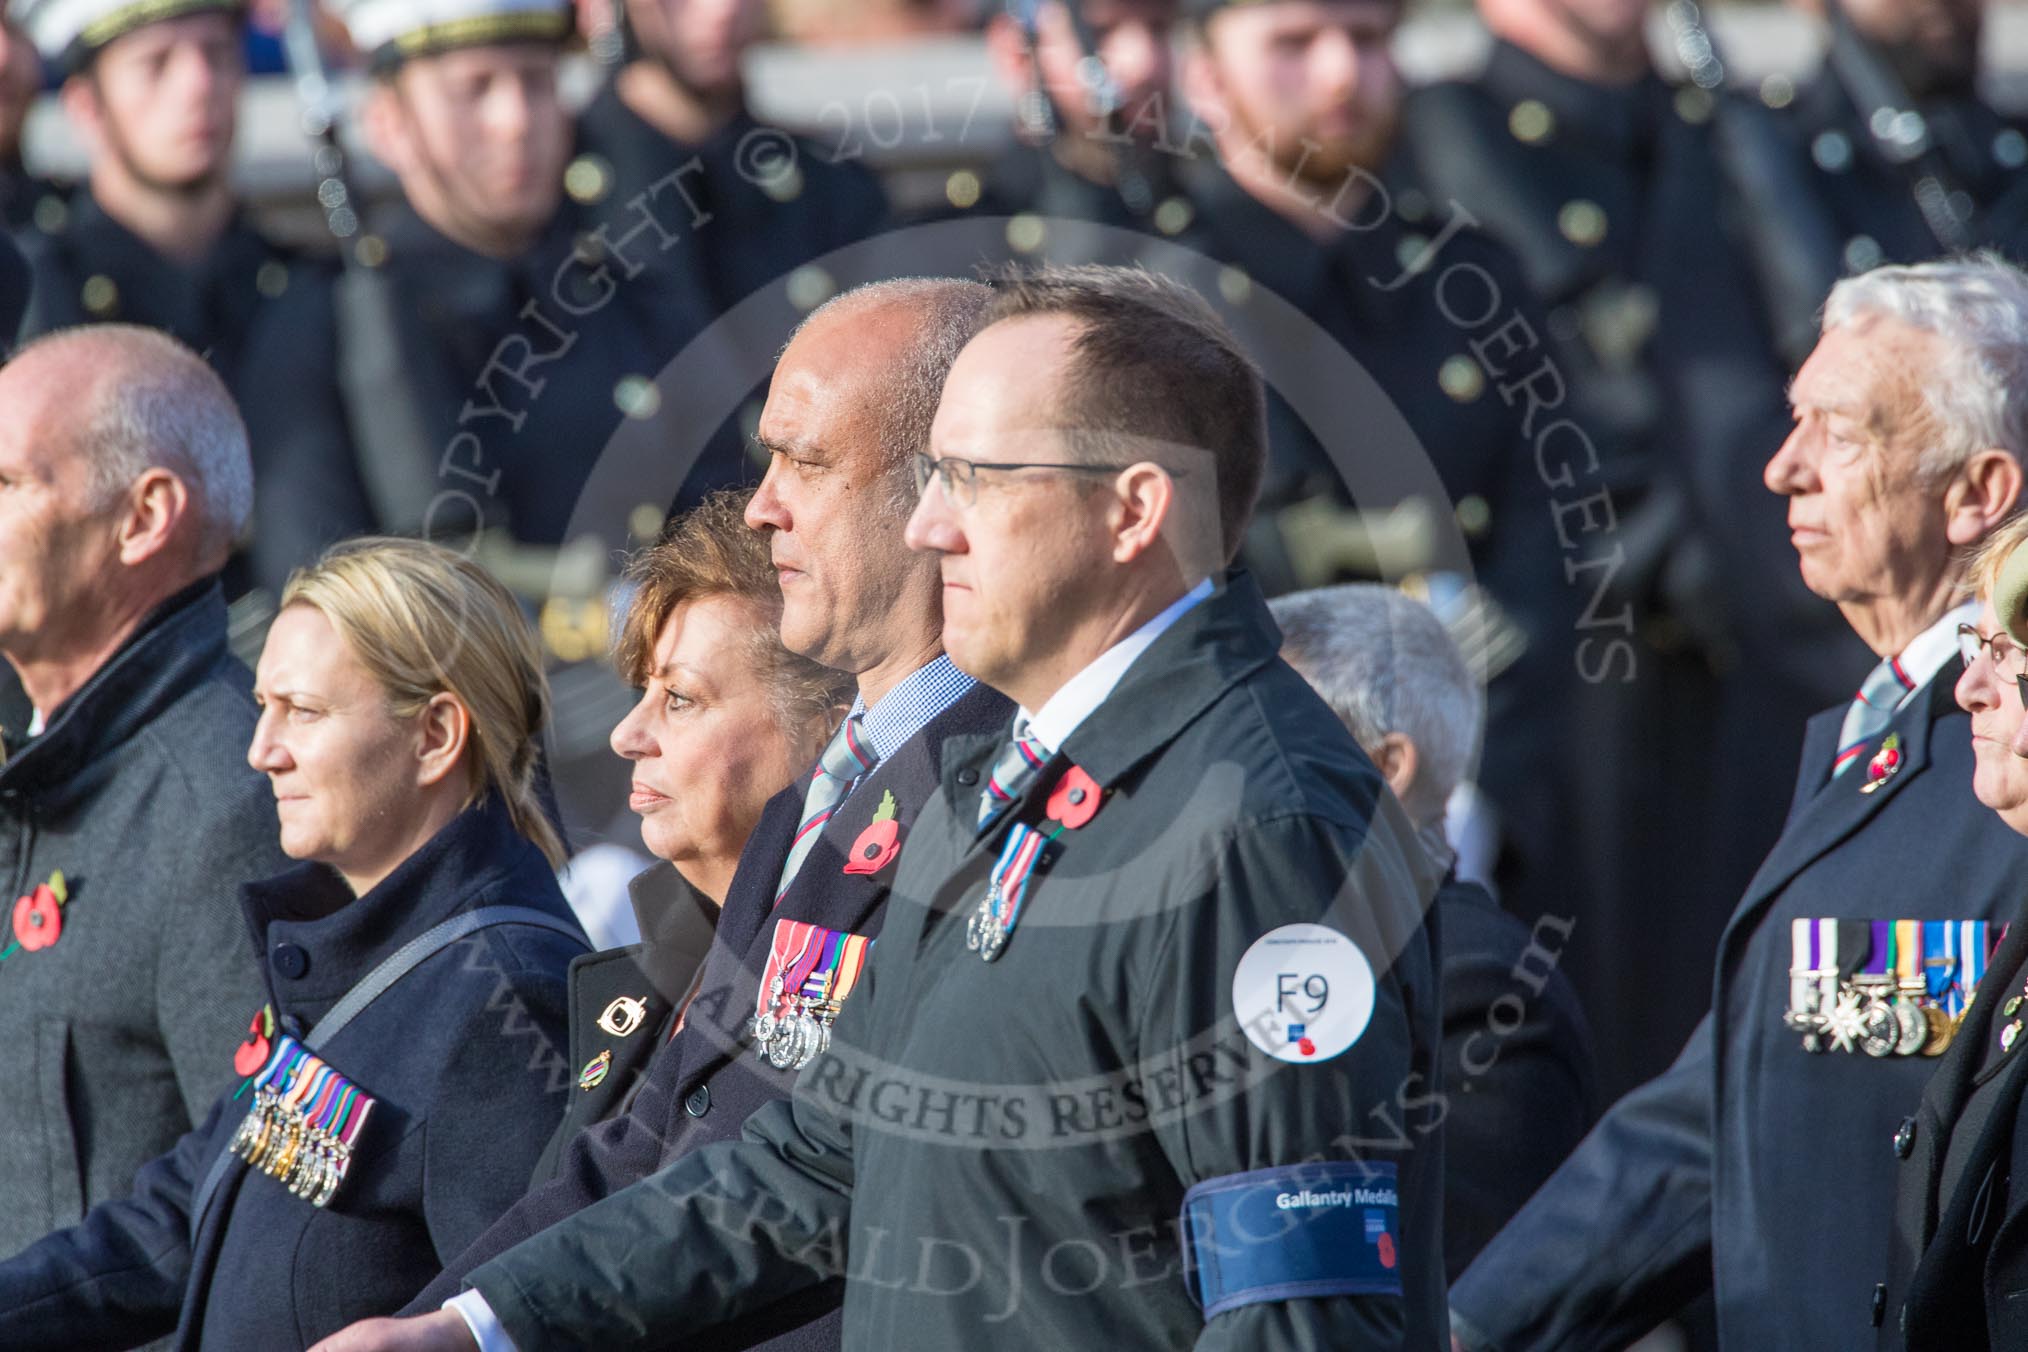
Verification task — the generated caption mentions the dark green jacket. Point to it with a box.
[470,573,1447,1350]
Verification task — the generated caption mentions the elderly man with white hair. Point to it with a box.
[0,324,286,1257]
[1451,255,2028,1352]
[1272,583,1596,1283]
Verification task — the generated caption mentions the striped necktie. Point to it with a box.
[1832,653,1917,777]
[977,722,1049,832]
[774,714,877,903]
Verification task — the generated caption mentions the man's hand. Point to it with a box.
[306,1310,479,1352]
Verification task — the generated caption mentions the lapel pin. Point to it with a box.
[579,1049,612,1091]
[843,790,903,876]
[598,996,648,1038]
[1860,734,1903,794]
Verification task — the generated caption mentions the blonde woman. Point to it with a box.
[0,538,586,1350]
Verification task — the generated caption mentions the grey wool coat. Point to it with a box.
[0,578,284,1257]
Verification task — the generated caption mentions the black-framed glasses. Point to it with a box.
[912,451,1153,507]
[1959,622,2028,704]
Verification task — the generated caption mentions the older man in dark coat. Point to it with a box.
[0,325,284,1259]
[1451,258,2028,1352]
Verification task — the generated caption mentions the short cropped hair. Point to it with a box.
[978,264,1266,562]
[1270,583,1480,823]
[1824,255,2028,485]
[21,324,252,562]
[615,488,854,736]
[789,277,995,512]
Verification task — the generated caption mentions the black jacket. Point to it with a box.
[0,222,26,346]
[466,574,1448,1352]
[1436,873,1596,1280]
[1881,912,2028,1349]
[0,579,284,1260]
[410,679,1013,1352]
[531,862,721,1183]
[0,797,585,1350]
[1452,661,2028,1351]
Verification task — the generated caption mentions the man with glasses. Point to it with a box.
[320,264,1445,1351]
[1453,256,2028,1352]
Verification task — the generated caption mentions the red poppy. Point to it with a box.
[844,790,902,876]
[1046,766,1103,830]
[12,884,60,952]
[234,1006,274,1077]
[1297,1037,1317,1058]
[1377,1233,1397,1270]
[845,819,901,875]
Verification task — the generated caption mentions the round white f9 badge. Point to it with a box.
[1231,924,1377,1063]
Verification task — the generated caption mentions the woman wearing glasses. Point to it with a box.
[1883,514,2028,1349]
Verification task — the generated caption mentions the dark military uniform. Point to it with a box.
[336,197,727,549]
[0,216,26,343]
[1179,155,1582,986]
[0,162,60,235]
[1453,659,2028,1352]
[575,84,889,320]
[462,576,1448,1352]
[967,140,1186,233]
[1403,41,1875,1096]
[0,797,585,1351]
[1776,15,2028,272]
[15,191,366,594]
[569,81,890,510]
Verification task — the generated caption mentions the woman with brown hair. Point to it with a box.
[0,536,586,1350]
[534,488,852,1175]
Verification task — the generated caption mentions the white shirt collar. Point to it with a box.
[1899,599,1979,696]
[25,708,43,739]
[1021,578,1214,755]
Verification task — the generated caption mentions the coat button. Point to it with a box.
[684,1083,711,1118]
[956,769,979,787]
[1870,1282,1886,1327]
[272,943,310,981]
[1893,1117,1916,1159]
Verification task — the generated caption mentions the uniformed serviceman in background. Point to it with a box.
[1403,0,1875,1098]
[958,0,1189,233]
[1776,0,2028,271]
[573,0,889,319]
[332,0,746,845]
[0,0,53,233]
[1452,256,2028,1352]
[11,0,359,598]
[1178,0,1580,976]
[334,0,731,551]
[0,214,25,339]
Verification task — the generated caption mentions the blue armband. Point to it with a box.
[1182,1161,1403,1319]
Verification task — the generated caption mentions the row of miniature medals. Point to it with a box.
[745,765,1105,1072]
[1785,918,1996,1057]
[227,1030,375,1208]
